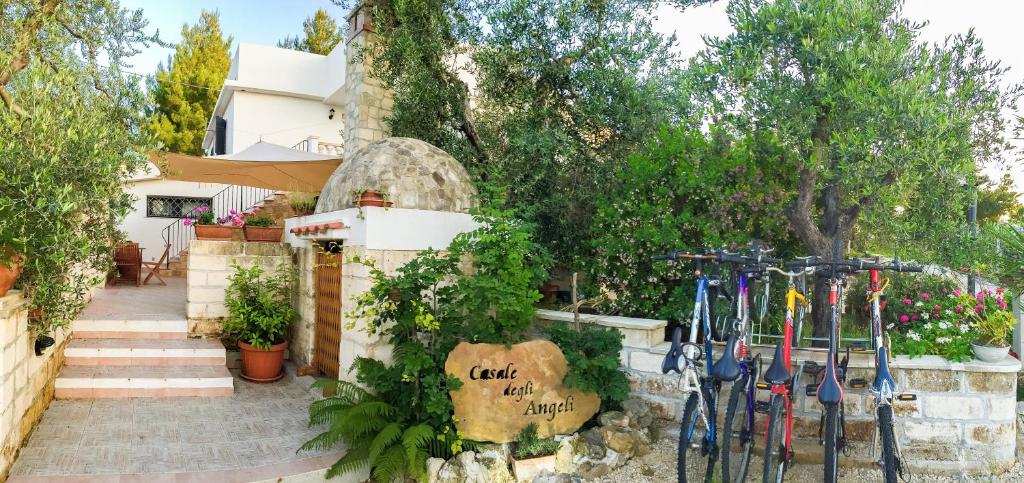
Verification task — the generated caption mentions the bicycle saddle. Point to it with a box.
[712,334,741,381]
[872,346,897,394]
[816,357,845,405]
[763,343,790,385]
[662,326,684,374]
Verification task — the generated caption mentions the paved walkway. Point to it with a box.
[79,278,187,320]
[9,366,342,481]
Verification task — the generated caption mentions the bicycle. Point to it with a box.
[757,264,812,483]
[789,241,922,483]
[656,249,746,483]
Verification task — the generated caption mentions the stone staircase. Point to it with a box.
[54,318,233,398]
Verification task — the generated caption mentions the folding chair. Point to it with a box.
[143,244,171,286]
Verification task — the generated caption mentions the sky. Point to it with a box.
[122,0,1023,188]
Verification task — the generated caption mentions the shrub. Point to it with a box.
[888,286,975,361]
[244,214,275,227]
[514,423,560,459]
[544,322,630,411]
[223,262,296,349]
[288,192,318,214]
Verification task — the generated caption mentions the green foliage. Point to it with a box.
[589,127,796,319]
[278,8,343,55]
[223,262,297,349]
[981,223,1024,298]
[975,310,1015,348]
[0,0,154,334]
[544,322,630,411]
[244,214,275,227]
[148,10,232,155]
[887,285,976,362]
[309,210,549,479]
[977,175,1023,222]
[513,423,560,460]
[287,192,318,214]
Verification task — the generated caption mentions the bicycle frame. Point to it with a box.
[772,285,807,454]
[866,268,910,475]
[683,275,718,449]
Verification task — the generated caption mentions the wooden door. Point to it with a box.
[314,249,342,378]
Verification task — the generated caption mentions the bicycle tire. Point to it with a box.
[679,391,715,483]
[878,405,899,483]
[762,395,786,483]
[823,403,840,483]
[721,373,753,483]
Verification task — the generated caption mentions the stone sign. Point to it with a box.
[445,340,601,443]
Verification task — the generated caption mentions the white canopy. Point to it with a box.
[149,142,342,192]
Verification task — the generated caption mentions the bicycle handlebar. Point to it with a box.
[785,256,923,273]
[765,266,815,278]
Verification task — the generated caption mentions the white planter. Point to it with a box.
[971,343,1010,363]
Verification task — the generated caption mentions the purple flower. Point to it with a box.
[899,315,910,323]
[902,298,912,305]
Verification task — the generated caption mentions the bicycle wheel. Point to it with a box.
[720,373,753,483]
[762,395,786,483]
[823,403,840,483]
[679,391,715,483]
[708,277,735,342]
[877,405,899,483]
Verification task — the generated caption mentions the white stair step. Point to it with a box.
[64,338,225,366]
[72,319,187,339]
[55,365,233,398]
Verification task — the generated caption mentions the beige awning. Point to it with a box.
[149,142,342,192]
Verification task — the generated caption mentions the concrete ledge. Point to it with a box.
[535,309,666,349]
[0,291,29,319]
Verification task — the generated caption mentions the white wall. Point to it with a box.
[119,179,229,261]
[226,91,344,152]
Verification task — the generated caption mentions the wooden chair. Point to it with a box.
[113,242,142,286]
[143,244,171,286]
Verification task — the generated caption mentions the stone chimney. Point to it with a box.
[343,1,393,158]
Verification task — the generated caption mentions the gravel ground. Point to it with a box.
[598,421,1024,483]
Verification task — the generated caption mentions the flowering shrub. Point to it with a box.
[888,286,1014,361]
[182,206,244,227]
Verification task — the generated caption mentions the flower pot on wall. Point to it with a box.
[243,226,284,242]
[194,225,238,240]
[971,343,1010,363]
[239,340,287,382]
[355,190,391,207]
[0,254,25,297]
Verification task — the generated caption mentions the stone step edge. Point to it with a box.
[54,387,233,398]
[56,375,233,389]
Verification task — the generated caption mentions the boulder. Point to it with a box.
[580,427,607,459]
[427,457,446,483]
[437,451,490,483]
[599,426,638,457]
[531,470,582,483]
[575,461,612,479]
[622,398,654,429]
[554,435,577,473]
[598,411,629,429]
[475,445,515,483]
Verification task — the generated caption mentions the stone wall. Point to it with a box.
[343,2,392,159]
[0,291,70,479]
[535,310,1021,477]
[186,240,293,336]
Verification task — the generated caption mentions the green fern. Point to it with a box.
[372,445,407,482]
[369,423,403,463]
[325,444,370,479]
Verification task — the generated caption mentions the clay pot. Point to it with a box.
[0,254,25,298]
[194,224,239,240]
[239,340,287,382]
[355,190,392,207]
[243,226,283,242]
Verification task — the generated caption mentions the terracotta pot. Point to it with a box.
[356,190,390,207]
[243,226,283,242]
[194,224,239,240]
[0,254,25,298]
[239,340,287,382]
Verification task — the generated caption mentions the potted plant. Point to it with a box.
[185,206,242,240]
[511,423,561,482]
[354,189,392,208]
[287,192,318,216]
[970,289,1015,362]
[223,261,297,382]
[0,249,25,297]
[243,214,283,242]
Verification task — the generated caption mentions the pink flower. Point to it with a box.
[952,289,961,296]
[899,315,910,323]
[911,314,919,321]
[974,305,984,313]
[942,287,949,293]
[999,300,1008,310]
[229,209,237,215]
[921,292,931,301]
[183,219,192,226]
[902,298,912,305]
[955,305,964,313]
[933,304,942,312]
[196,206,208,213]
[996,288,1005,294]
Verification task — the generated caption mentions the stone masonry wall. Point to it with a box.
[343,2,393,159]
[0,291,70,479]
[186,240,293,337]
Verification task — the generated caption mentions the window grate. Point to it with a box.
[146,195,213,218]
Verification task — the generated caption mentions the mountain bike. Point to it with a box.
[655,250,722,483]
[714,243,779,483]
[757,264,812,483]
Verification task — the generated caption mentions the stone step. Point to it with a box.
[72,319,188,339]
[55,365,233,398]
[64,338,226,366]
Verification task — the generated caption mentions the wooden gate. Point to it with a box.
[313,249,342,378]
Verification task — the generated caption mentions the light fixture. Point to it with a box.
[328,108,335,120]
[34,334,55,356]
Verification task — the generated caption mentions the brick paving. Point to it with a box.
[9,367,337,479]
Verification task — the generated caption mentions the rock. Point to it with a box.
[554,435,576,473]
[576,461,612,479]
[580,427,607,459]
[600,426,638,457]
[437,451,490,483]
[476,445,515,483]
[445,340,602,443]
[598,411,630,428]
[531,470,581,483]
[427,457,446,483]
[622,398,654,429]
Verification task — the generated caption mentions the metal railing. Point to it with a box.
[160,185,276,267]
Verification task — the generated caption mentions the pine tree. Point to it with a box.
[149,10,232,155]
[278,8,343,55]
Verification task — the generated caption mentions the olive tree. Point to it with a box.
[682,0,1021,335]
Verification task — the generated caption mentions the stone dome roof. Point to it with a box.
[315,137,477,213]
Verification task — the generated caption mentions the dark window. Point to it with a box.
[146,195,213,218]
